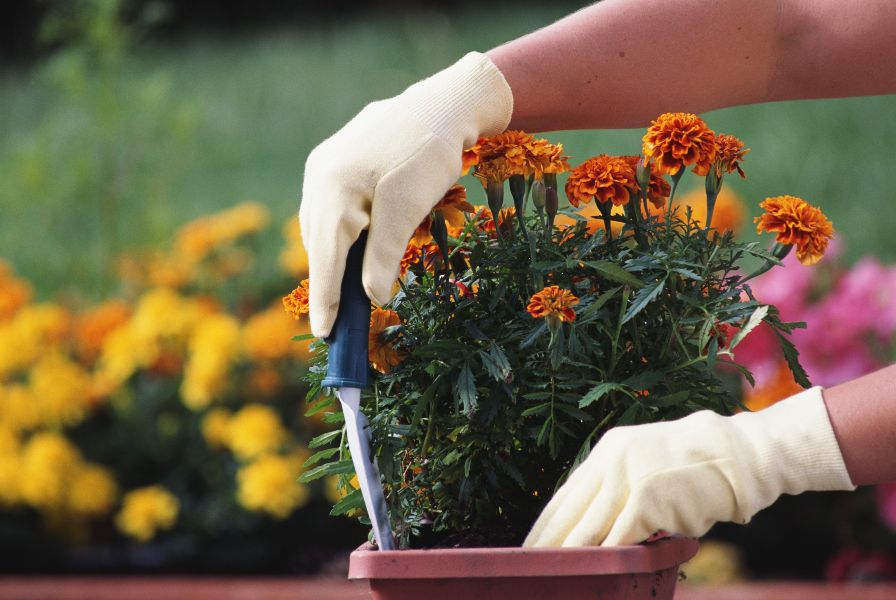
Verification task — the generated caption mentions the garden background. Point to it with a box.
[2,0,896,583]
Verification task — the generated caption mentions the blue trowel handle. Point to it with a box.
[322,231,371,389]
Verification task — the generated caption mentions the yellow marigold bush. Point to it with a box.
[0,202,326,570]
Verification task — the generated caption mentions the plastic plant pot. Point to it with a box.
[348,537,698,600]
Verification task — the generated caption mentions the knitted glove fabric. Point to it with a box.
[524,386,856,547]
[299,52,513,337]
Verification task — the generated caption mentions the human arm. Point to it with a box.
[825,363,896,486]
[488,0,896,131]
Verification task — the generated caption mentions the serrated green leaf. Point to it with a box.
[623,277,666,323]
[579,382,629,408]
[299,459,355,483]
[774,329,811,388]
[480,345,511,382]
[727,305,769,350]
[521,321,548,348]
[329,488,365,516]
[454,362,477,415]
[308,429,342,449]
[580,260,644,288]
[303,447,341,468]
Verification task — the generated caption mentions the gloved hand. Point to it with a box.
[299,52,513,338]
[524,386,856,547]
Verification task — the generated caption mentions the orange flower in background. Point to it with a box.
[526,286,580,323]
[74,300,132,363]
[677,188,746,233]
[743,361,802,412]
[282,279,310,319]
[369,308,403,374]
[0,261,33,322]
[565,155,638,208]
[713,134,749,178]
[642,113,716,176]
[411,184,474,245]
[755,195,834,265]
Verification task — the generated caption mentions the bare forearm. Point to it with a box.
[487,0,896,131]
[825,363,896,486]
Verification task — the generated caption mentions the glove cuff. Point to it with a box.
[732,386,856,504]
[406,52,514,149]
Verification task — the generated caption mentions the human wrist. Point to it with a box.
[730,386,856,503]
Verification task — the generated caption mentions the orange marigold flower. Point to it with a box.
[474,206,516,236]
[399,242,423,276]
[282,279,310,319]
[565,155,638,208]
[755,195,834,266]
[526,286,580,323]
[623,156,671,209]
[411,184,474,245]
[526,137,571,177]
[465,131,569,181]
[369,308,403,374]
[713,134,749,178]
[743,361,802,412]
[642,113,716,176]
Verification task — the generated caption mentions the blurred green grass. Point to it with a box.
[1,3,894,300]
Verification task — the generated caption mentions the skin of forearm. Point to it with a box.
[487,0,896,131]
[824,363,896,486]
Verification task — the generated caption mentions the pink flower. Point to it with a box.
[877,482,896,531]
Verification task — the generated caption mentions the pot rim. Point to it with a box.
[348,537,698,580]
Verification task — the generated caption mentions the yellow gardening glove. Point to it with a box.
[524,386,856,547]
[299,52,513,338]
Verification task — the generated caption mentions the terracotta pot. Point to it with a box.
[349,537,698,600]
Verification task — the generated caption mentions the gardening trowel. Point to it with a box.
[321,231,395,550]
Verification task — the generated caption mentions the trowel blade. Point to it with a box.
[337,387,395,550]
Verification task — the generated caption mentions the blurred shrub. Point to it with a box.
[0,202,361,573]
[0,0,199,297]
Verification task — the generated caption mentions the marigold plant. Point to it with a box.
[303,114,833,548]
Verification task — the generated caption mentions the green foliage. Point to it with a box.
[305,181,806,548]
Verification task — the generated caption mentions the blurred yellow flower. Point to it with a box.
[29,353,93,428]
[682,540,745,585]
[0,452,20,506]
[0,384,40,432]
[243,303,311,362]
[279,218,309,277]
[0,426,19,455]
[175,202,269,264]
[0,303,70,379]
[226,404,288,461]
[181,313,241,411]
[68,463,119,518]
[20,431,82,510]
[201,408,232,449]
[0,260,32,322]
[115,485,179,542]
[237,453,310,519]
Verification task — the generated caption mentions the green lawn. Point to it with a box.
[2,3,894,300]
